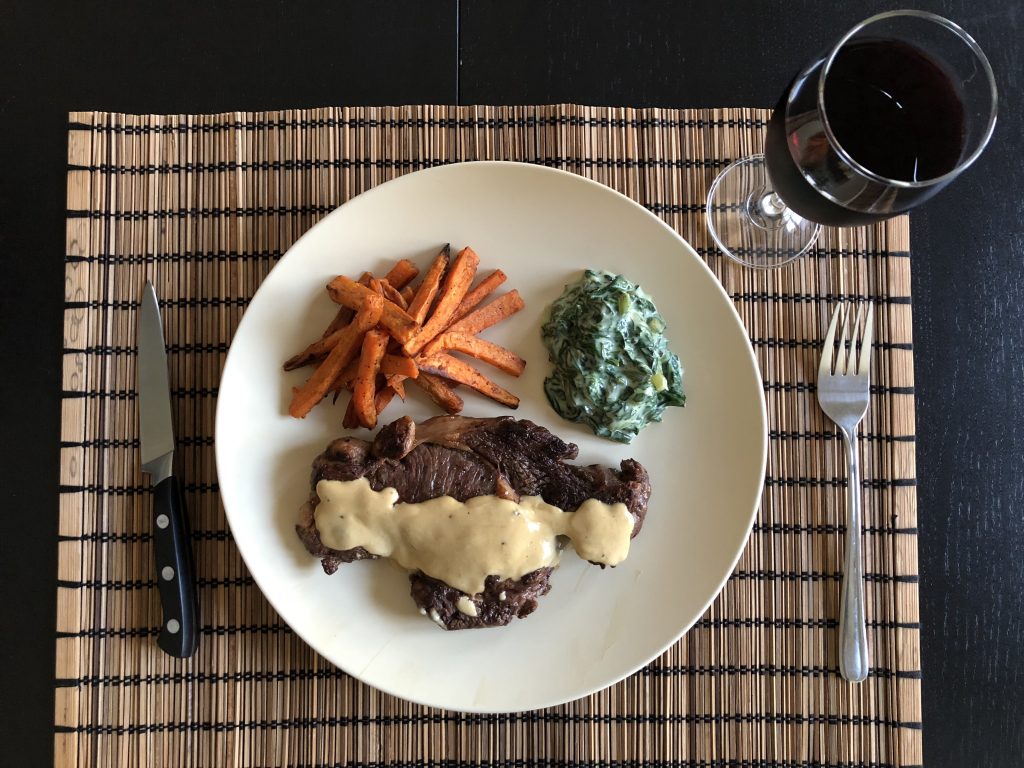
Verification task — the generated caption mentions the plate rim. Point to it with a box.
[214,160,768,712]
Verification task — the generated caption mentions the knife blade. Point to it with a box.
[138,280,199,658]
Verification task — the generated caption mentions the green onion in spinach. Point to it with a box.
[541,270,685,443]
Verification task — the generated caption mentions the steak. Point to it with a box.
[296,415,651,629]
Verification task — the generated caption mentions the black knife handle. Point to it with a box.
[153,475,199,658]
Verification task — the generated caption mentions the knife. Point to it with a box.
[138,280,199,658]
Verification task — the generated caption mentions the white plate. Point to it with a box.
[216,162,766,712]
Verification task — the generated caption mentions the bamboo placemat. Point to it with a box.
[57,105,920,768]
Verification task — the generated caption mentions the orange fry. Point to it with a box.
[400,285,414,304]
[319,272,373,340]
[327,275,418,343]
[412,371,464,414]
[446,290,524,336]
[388,377,407,400]
[342,397,359,430]
[379,336,420,396]
[329,352,417,394]
[404,246,480,356]
[352,329,389,428]
[422,332,526,377]
[384,259,419,290]
[415,353,519,409]
[449,269,506,326]
[288,278,387,368]
[320,306,353,341]
[289,294,383,419]
[380,354,419,379]
[329,359,360,393]
[379,279,409,310]
[374,385,398,416]
[407,245,450,325]
[284,328,343,371]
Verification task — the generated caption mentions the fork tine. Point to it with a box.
[835,303,851,375]
[819,303,842,379]
[848,303,865,376]
[858,301,874,376]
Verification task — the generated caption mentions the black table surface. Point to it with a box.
[2,1,1020,765]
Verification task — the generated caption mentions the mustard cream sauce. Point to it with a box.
[314,477,634,595]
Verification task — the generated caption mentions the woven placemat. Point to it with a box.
[57,105,921,768]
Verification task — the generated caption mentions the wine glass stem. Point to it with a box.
[747,188,790,230]
[760,192,787,218]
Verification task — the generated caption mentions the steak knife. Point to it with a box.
[138,280,199,658]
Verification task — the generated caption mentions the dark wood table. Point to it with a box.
[2,2,1020,765]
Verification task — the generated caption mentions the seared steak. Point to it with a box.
[410,570,554,631]
[296,415,651,629]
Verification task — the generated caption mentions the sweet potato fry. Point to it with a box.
[378,336,420,397]
[384,259,419,290]
[379,279,408,310]
[283,330,338,371]
[446,290,524,336]
[449,270,506,325]
[412,372,464,414]
[406,245,450,325]
[415,353,519,409]
[327,275,418,343]
[328,359,360,393]
[374,385,398,416]
[388,377,406,400]
[404,247,480,356]
[342,397,359,430]
[333,354,417,397]
[352,329,389,428]
[288,294,383,418]
[380,354,418,379]
[286,272,389,371]
[318,272,373,340]
[421,332,526,377]
[400,285,414,304]
[329,353,416,396]
[319,306,353,341]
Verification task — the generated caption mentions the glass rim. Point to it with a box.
[816,9,998,190]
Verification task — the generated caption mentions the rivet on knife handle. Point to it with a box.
[153,475,199,657]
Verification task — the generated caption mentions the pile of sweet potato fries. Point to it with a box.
[285,245,526,429]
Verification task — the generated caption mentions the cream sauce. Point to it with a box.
[314,477,634,595]
[455,596,478,617]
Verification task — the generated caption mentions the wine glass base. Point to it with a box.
[706,154,822,269]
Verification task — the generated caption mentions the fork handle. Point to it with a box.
[839,430,869,682]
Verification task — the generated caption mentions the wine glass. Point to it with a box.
[706,10,997,269]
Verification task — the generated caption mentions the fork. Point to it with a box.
[817,302,874,683]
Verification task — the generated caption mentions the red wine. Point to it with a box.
[826,39,965,181]
[765,39,967,226]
